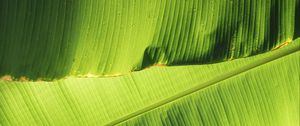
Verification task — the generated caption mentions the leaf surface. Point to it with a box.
[0,0,298,79]
[0,39,299,125]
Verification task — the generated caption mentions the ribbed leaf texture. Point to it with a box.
[0,0,299,79]
[0,39,299,125]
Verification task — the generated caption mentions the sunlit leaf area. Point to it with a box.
[0,0,299,125]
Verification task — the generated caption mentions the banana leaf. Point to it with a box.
[0,0,298,79]
[0,38,299,125]
[0,0,299,125]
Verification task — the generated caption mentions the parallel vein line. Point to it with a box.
[105,43,300,126]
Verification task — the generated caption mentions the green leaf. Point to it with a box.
[1,38,299,125]
[0,0,298,80]
[1,0,299,125]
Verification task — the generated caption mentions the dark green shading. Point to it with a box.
[0,0,80,80]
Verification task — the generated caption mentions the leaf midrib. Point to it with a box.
[105,43,300,126]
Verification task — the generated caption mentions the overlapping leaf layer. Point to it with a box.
[0,39,299,125]
[0,0,298,79]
